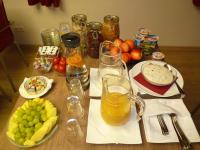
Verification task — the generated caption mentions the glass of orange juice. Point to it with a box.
[101,74,144,126]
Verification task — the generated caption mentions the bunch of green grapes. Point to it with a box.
[14,101,47,145]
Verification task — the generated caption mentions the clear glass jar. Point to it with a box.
[61,32,89,90]
[87,22,103,58]
[41,28,61,46]
[102,15,120,41]
[71,14,87,57]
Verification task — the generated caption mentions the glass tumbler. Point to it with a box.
[68,78,85,106]
[66,96,84,121]
[65,118,84,142]
[41,28,61,46]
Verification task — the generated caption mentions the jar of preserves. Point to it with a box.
[71,14,87,57]
[87,22,103,58]
[102,15,120,41]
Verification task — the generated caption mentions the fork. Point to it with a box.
[170,113,193,150]
[164,64,186,99]
[157,115,169,135]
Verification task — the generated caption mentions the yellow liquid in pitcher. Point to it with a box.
[101,92,131,125]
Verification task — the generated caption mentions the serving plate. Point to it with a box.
[129,60,184,97]
[19,76,53,99]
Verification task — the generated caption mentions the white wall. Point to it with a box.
[3,0,200,46]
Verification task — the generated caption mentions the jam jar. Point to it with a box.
[87,22,103,58]
[71,14,87,57]
[102,15,120,41]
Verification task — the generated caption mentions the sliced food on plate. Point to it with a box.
[24,76,47,95]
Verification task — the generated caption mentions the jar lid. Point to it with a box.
[72,14,87,23]
[87,22,103,30]
[61,32,80,48]
[104,15,119,23]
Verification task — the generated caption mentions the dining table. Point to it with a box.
[0,47,200,150]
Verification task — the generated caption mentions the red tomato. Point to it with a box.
[60,57,66,62]
[59,60,66,66]
[53,57,60,65]
[53,64,59,71]
[58,65,66,73]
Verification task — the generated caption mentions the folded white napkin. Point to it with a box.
[86,99,142,144]
[143,99,200,143]
[89,68,102,97]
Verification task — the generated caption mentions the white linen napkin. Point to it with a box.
[143,99,200,143]
[89,68,102,97]
[86,99,142,144]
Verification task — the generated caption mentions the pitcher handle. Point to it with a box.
[130,95,145,121]
[121,60,128,77]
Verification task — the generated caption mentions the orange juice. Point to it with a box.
[101,92,131,125]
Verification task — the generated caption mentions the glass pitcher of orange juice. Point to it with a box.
[101,74,144,126]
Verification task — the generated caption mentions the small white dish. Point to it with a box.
[19,76,53,99]
[129,60,184,97]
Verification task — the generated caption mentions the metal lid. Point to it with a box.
[72,14,87,23]
[61,32,80,48]
[104,15,119,23]
[87,22,103,31]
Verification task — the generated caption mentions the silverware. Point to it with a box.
[137,92,183,99]
[170,113,193,150]
[164,64,186,99]
[157,115,169,135]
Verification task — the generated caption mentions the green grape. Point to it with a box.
[19,126,26,134]
[33,118,39,124]
[30,110,36,116]
[36,105,43,112]
[22,114,28,120]
[19,123,24,130]
[28,121,34,127]
[17,137,25,145]
[27,116,33,122]
[14,131,21,139]
[21,119,28,127]
[21,132,26,138]
[25,109,31,115]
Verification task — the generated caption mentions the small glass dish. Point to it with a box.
[141,62,177,86]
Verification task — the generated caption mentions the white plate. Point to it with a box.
[129,60,184,97]
[19,76,53,99]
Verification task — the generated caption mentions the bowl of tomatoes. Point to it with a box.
[52,56,67,75]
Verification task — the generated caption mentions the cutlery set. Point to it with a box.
[157,113,193,150]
